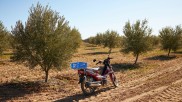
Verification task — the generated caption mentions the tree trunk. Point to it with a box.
[108,48,112,56]
[168,48,171,57]
[45,70,49,82]
[134,53,139,64]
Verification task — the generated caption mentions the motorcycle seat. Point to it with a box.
[90,67,100,71]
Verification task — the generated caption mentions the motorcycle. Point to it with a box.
[71,57,118,95]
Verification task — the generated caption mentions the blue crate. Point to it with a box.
[71,62,87,69]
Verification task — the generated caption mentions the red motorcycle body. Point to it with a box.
[78,69,102,81]
[71,57,118,95]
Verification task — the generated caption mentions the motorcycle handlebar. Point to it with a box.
[107,57,113,60]
[96,60,102,65]
[94,57,113,65]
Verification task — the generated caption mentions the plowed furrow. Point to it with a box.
[137,81,182,102]
[79,59,182,102]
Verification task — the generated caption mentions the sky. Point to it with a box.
[0,0,182,39]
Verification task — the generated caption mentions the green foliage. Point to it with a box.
[11,3,81,82]
[0,21,10,55]
[85,30,121,54]
[85,33,104,46]
[150,35,160,48]
[85,37,95,44]
[95,33,104,46]
[103,30,121,54]
[122,19,152,64]
[159,25,182,56]
[68,28,82,51]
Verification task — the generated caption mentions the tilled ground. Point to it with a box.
[79,58,182,102]
[1,45,182,102]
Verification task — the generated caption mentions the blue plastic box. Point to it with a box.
[71,62,87,69]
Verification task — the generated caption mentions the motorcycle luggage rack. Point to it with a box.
[71,62,87,69]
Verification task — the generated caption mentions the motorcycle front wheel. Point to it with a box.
[109,73,118,87]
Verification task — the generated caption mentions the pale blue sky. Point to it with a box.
[0,0,182,39]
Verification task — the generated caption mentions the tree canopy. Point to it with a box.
[0,21,10,55]
[103,30,121,54]
[122,19,152,64]
[11,3,81,82]
[159,25,182,56]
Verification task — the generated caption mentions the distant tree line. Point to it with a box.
[85,19,182,64]
[85,30,122,54]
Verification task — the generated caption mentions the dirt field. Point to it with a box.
[0,43,182,102]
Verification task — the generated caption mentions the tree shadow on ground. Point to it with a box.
[145,55,176,61]
[85,48,99,50]
[3,52,13,56]
[112,63,140,72]
[172,51,182,54]
[0,81,43,101]
[85,44,97,48]
[54,86,115,102]
[0,61,6,65]
[83,52,109,55]
[83,51,118,55]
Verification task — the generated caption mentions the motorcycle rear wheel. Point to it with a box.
[81,77,96,95]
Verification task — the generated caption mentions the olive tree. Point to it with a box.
[103,30,120,54]
[150,35,160,48]
[0,21,9,55]
[159,25,182,56]
[85,33,104,46]
[68,28,82,50]
[122,19,152,64]
[11,3,81,82]
[95,33,104,46]
[85,37,95,44]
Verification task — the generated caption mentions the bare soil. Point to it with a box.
[0,43,182,102]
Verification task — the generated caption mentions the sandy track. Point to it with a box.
[1,54,182,101]
[135,80,182,102]
[79,58,182,102]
